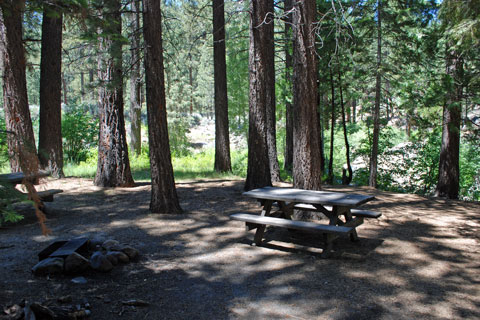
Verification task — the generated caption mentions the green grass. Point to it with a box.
[62,148,248,182]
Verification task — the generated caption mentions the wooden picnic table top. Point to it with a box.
[0,171,50,185]
[243,186,375,208]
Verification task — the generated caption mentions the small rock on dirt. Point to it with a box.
[90,252,113,272]
[121,246,139,260]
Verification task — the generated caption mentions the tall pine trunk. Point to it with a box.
[369,0,382,188]
[292,0,322,190]
[339,72,352,185]
[263,0,281,182]
[38,2,64,178]
[213,0,232,173]
[435,44,463,199]
[283,0,293,172]
[0,1,39,174]
[129,0,142,156]
[244,0,273,191]
[95,0,135,188]
[143,0,182,213]
[327,68,335,184]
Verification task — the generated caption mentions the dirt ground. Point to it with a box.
[0,177,479,319]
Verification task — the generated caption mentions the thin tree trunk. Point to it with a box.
[0,1,39,174]
[213,0,232,172]
[143,0,182,213]
[352,98,356,123]
[244,0,273,191]
[129,0,142,155]
[284,0,293,172]
[327,68,335,185]
[38,2,64,178]
[435,44,463,199]
[369,0,382,188]
[339,72,352,185]
[61,72,68,105]
[292,0,322,190]
[95,0,135,188]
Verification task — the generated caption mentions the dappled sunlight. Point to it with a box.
[1,178,479,319]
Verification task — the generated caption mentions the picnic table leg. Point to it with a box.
[344,209,359,242]
[252,200,273,246]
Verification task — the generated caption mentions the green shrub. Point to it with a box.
[62,104,98,163]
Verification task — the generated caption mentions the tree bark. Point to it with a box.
[435,44,463,199]
[38,2,64,178]
[292,0,322,190]
[327,68,335,184]
[339,72,352,185]
[94,0,135,188]
[129,0,142,156]
[0,1,39,174]
[244,0,274,191]
[213,0,232,173]
[369,0,382,188]
[263,0,281,183]
[284,0,293,172]
[143,0,182,213]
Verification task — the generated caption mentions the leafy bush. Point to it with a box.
[62,104,99,163]
[0,181,25,225]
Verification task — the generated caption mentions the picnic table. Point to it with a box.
[0,171,63,203]
[230,186,381,257]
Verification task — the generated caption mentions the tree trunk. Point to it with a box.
[327,68,335,185]
[339,72,352,185]
[284,0,293,172]
[244,0,274,191]
[0,1,39,174]
[369,0,382,188]
[94,0,135,188]
[213,0,232,173]
[143,0,182,213]
[292,0,322,190]
[38,2,64,178]
[61,72,68,105]
[129,0,142,156]
[435,44,463,199]
[263,0,281,183]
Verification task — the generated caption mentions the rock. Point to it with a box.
[89,252,113,272]
[109,250,129,263]
[102,239,121,251]
[64,252,90,274]
[105,251,119,265]
[31,257,64,276]
[121,246,139,260]
[71,277,88,284]
[88,233,108,251]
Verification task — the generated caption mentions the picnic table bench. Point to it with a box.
[0,171,63,204]
[231,186,381,257]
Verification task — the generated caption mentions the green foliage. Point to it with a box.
[0,181,25,225]
[0,118,9,167]
[167,112,194,157]
[62,104,99,163]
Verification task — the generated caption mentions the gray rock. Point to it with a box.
[102,239,121,251]
[88,233,108,251]
[121,246,139,260]
[64,252,90,274]
[110,250,129,263]
[105,251,119,265]
[89,251,113,272]
[32,257,64,276]
[71,276,88,284]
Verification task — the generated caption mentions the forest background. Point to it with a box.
[0,0,479,223]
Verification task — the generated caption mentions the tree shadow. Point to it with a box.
[0,180,478,319]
